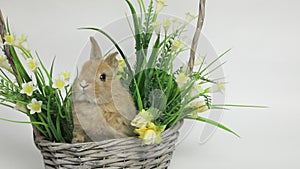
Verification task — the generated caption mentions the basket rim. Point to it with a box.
[34,120,183,146]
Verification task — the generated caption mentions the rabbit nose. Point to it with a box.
[80,80,89,89]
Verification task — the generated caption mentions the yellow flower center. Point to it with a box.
[27,59,38,71]
[177,73,187,83]
[23,85,34,94]
[30,102,41,111]
[4,35,15,44]
[54,78,65,89]
[62,71,70,80]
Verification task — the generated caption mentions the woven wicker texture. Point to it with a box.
[35,120,183,169]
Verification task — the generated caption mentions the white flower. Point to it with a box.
[131,109,154,128]
[209,82,225,93]
[171,40,184,51]
[15,102,27,112]
[0,55,12,71]
[61,71,71,81]
[26,58,39,71]
[156,0,167,13]
[3,34,15,45]
[189,101,209,118]
[27,98,42,115]
[163,19,171,32]
[20,81,37,96]
[176,72,188,84]
[153,21,161,35]
[53,76,67,90]
[185,12,197,24]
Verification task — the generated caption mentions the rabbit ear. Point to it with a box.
[104,52,118,70]
[90,36,103,60]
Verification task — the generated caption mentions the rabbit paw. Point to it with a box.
[72,132,85,143]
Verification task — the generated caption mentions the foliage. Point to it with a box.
[0,20,73,143]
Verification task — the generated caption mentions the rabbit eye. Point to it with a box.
[99,73,106,82]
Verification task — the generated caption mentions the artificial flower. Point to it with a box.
[153,21,161,35]
[135,122,166,145]
[185,12,197,24]
[26,58,39,71]
[131,109,154,128]
[53,76,67,90]
[15,102,27,112]
[163,19,171,32]
[27,98,42,115]
[208,82,225,93]
[171,40,183,51]
[0,55,12,71]
[189,101,209,118]
[61,71,71,81]
[156,0,167,13]
[20,81,37,96]
[3,34,15,45]
[176,72,188,84]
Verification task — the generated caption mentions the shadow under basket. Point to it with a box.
[34,120,183,169]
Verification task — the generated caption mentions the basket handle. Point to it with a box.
[187,0,206,73]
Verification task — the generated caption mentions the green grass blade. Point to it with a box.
[192,116,240,137]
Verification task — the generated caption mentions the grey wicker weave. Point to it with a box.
[34,120,183,169]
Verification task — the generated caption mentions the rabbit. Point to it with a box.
[71,36,137,143]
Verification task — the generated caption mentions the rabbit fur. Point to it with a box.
[72,37,137,143]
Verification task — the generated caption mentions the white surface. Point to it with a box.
[0,0,299,168]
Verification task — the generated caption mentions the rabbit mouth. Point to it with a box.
[73,91,96,104]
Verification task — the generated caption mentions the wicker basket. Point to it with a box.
[34,120,183,169]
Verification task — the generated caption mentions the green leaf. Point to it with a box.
[192,116,240,137]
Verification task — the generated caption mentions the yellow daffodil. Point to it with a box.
[153,21,161,35]
[135,122,166,145]
[156,0,167,13]
[131,109,154,128]
[176,72,188,84]
[3,35,15,45]
[20,81,37,96]
[163,19,171,32]
[27,98,42,115]
[0,55,12,71]
[61,71,71,81]
[26,58,39,71]
[208,82,225,93]
[53,77,67,90]
[117,59,126,73]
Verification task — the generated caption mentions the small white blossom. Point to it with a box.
[163,19,171,32]
[27,98,42,115]
[20,81,37,96]
[26,58,39,71]
[0,55,12,71]
[209,82,225,93]
[156,0,167,13]
[185,12,197,24]
[15,102,27,112]
[3,34,15,45]
[153,21,161,35]
[61,71,71,81]
[53,76,67,90]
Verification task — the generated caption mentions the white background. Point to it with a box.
[0,0,299,168]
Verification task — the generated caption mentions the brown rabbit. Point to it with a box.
[72,37,137,143]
